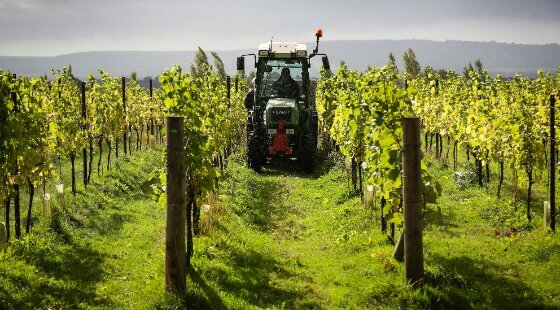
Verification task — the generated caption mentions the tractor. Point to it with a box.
[237,29,331,172]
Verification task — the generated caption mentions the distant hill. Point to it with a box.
[322,40,559,78]
[1,40,558,80]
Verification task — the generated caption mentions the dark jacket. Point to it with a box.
[244,89,255,110]
[273,77,300,98]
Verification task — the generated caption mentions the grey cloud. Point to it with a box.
[0,0,559,55]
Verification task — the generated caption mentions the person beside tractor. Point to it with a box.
[244,78,256,110]
[272,68,300,98]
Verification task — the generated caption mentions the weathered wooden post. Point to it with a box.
[0,222,6,252]
[165,116,186,292]
[81,81,88,187]
[122,77,127,156]
[402,117,424,287]
[550,94,556,232]
[150,79,155,137]
[11,75,21,239]
[227,75,231,108]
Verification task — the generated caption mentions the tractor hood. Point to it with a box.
[264,98,299,128]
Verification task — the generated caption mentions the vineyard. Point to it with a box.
[1,61,560,308]
[0,65,246,241]
[317,65,560,235]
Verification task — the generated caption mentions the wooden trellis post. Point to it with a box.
[402,117,424,287]
[165,116,186,292]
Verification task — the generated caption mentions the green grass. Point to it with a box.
[1,140,560,309]
[0,147,167,309]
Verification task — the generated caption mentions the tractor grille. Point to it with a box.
[271,107,292,121]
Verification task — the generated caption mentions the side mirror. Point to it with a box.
[322,56,330,70]
[236,57,245,71]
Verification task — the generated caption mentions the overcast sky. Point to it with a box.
[1,0,559,56]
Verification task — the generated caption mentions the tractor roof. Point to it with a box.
[257,42,308,59]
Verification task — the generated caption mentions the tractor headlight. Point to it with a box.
[296,50,307,57]
[286,129,295,135]
[267,129,278,134]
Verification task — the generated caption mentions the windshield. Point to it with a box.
[259,59,304,98]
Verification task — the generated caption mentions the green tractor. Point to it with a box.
[237,29,330,172]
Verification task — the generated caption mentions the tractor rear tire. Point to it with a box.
[300,132,317,174]
[247,131,265,172]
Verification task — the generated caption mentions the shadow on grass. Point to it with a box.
[0,148,161,308]
[85,211,134,236]
[1,193,135,308]
[53,194,134,238]
[258,147,335,180]
[0,270,111,309]
[426,253,552,309]
[4,234,112,308]
[493,182,547,217]
[424,205,461,235]
[181,267,229,309]
[183,234,318,309]
[261,158,320,179]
